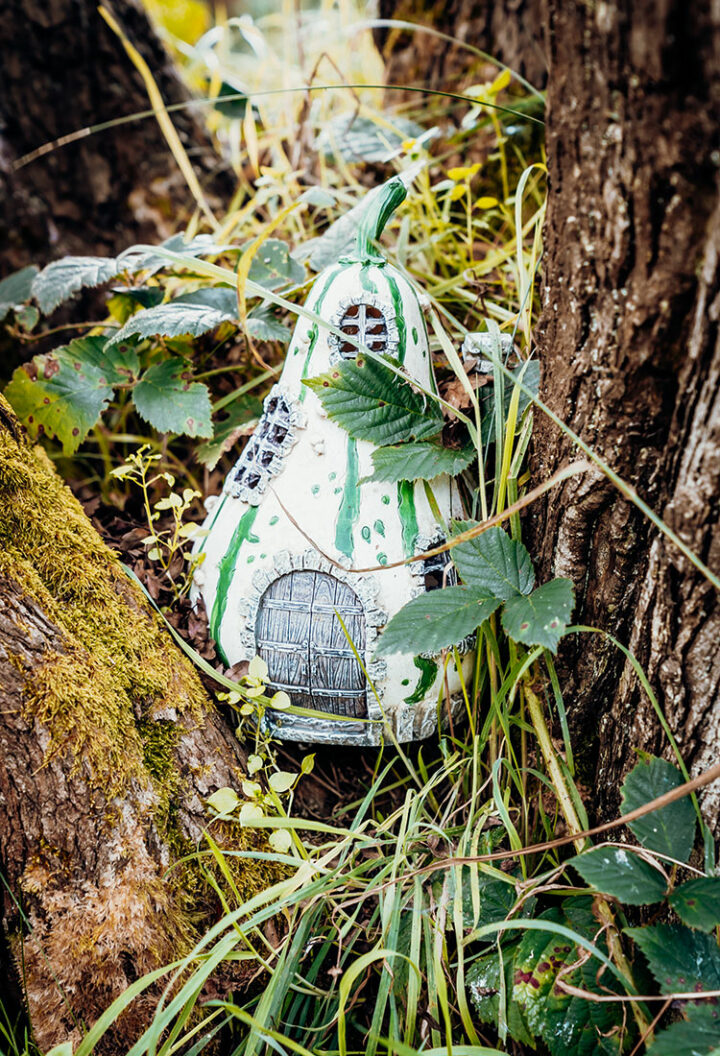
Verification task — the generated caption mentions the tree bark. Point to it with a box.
[0,396,271,1052]
[374,0,547,99]
[0,0,232,274]
[529,1,720,822]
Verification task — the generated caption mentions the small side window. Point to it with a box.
[227,391,294,502]
[338,302,389,359]
[421,539,457,592]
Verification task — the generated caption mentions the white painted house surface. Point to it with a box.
[193,178,475,744]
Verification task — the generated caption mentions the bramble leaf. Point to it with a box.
[451,524,535,598]
[4,337,132,453]
[626,923,720,994]
[362,442,475,484]
[0,265,38,321]
[572,846,667,905]
[243,238,305,289]
[669,877,720,932]
[375,587,501,656]
[107,300,236,346]
[501,578,575,651]
[650,1005,720,1055]
[133,360,212,438]
[305,355,444,445]
[621,756,696,863]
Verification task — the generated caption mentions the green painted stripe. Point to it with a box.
[335,435,360,560]
[397,480,418,557]
[404,655,438,705]
[384,271,407,364]
[359,263,378,294]
[298,264,343,401]
[209,505,259,655]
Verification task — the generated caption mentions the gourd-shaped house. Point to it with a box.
[193,178,474,744]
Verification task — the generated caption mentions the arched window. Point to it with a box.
[227,390,296,503]
[330,296,398,363]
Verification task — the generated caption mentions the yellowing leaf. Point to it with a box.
[448,185,467,201]
[489,68,512,94]
[268,829,293,854]
[239,802,264,822]
[270,690,292,710]
[241,779,262,798]
[448,163,481,181]
[247,754,264,775]
[476,196,500,209]
[206,787,240,814]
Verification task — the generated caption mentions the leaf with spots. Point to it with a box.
[625,923,720,994]
[304,355,444,446]
[501,577,575,651]
[650,1004,720,1056]
[451,524,535,598]
[620,755,696,863]
[669,878,720,933]
[571,846,668,905]
[133,360,212,438]
[375,586,502,656]
[4,337,132,453]
[242,238,305,289]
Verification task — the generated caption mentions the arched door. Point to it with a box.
[255,571,367,718]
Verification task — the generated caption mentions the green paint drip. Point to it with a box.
[412,326,419,344]
[377,552,388,565]
[299,265,342,400]
[359,264,378,294]
[385,272,407,363]
[373,519,385,537]
[381,494,390,505]
[329,471,337,481]
[269,515,279,526]
[335,436,360,559]
[196,493,227,555]
[311,484,320,495]
[247,531,260,544]
[404,656,438,705]
[210,505,258,648]
[397,480,418,556]
[361,525,371,542]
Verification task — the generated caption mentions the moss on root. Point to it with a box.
[0,396,284,1049]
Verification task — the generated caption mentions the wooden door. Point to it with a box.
[255,572,367,718]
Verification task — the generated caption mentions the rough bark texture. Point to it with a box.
[530,1,720,822]
[374,0,547,99]
[0,396,275,1052]
[0,0,232,274]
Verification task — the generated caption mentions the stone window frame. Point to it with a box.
[224,385,305,506]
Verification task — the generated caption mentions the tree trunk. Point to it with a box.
[0,0,232,274]
[374,0,547,98]
[0,396,272,1052]
[529,1,720,823]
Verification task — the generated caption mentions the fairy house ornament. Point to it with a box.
[193,177,474,744]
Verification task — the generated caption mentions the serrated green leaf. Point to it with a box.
[669,878,720,932]
[4,337,124,453]
[196,396,263,469]
[468,947,534,1048]
[133,361,212,438]
[451,524,535,598]
[621,756,696,863]
[0,265,38,320]
[305,355,444,445]
[650,1005,720,1056]
[572,846,667,905]
[32,236,221,315]
[242,238,305,289]
[247,306,292,343]
[108,300,236,346]
[362,442,475,484]
[626,923,720,993]
[173,286,237,313]
[501,577,574,651]
[375,587,501,656]
[32,257,121,314]
[511,906,623,1056]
